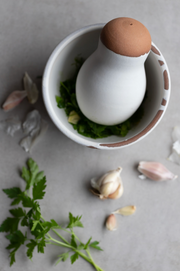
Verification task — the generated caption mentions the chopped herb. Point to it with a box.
[0,158,104,271]
[56,57,144,139]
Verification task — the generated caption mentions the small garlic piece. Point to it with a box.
[68,111,81,124]
[106,214,117,231]
[138,161,178,181]
[113,205,136,216]
[90,167,123,199]
[2,90,27,111]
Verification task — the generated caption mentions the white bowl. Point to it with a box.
[42,24,171,150]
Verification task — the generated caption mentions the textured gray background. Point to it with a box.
[0,1,180,271]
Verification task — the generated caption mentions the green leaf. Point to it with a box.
[70,252,79,264]
[70,234,77,248]
[50,219,61,229]
[34,171,45,183]
[6,230,26,244]
[31,220,39,231]
[3,187,22,199]
[22,159,44,190]
[21,195,34,208]
[21,166,31,183]
[84,237,92,250]
[56,252,69,265]
[21,216,29,227]
[0,217,20,233]
[5,231,26,267]
[89,241,103,251]
[9,250,16,266]
[33,177,46,200]
[66,213,83,229]
[37,238,46,253]
[11,197,22,206]
[77,243,85,250]
[26,239,37,259]
[9,207,26,218]
[56,96,66,108]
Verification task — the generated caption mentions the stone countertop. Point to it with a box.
[0,1,180,271]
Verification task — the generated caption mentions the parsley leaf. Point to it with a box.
[89,241,103,251]
[9,207,26,218]
[70,252,79,264]
[33,177,46,200]
[56,252,69,265]
[3,187,22,206]
[26,239,37,259]
[0,217,20,233]
[22,158,44,190]
[67,213,83,229]
[6,230,26,266]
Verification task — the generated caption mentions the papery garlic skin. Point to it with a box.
[138,161,178,181]
[2,90,27,111]
[23,72,39,104]
[106,214,117,231]
[90,167,123,199]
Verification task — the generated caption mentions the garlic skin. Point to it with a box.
[138,161,178,181]
[90,167,123,199]
[106,214,117,231]
[23,72,39,104]
[2,90,27,111]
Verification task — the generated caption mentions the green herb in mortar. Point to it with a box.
[56,57,144,139]
[0,158,104,271]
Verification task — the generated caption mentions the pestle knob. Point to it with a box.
[101,17,151,57]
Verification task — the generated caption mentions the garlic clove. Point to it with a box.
[68,111,81,124]
[106,214,117,231]
[90,167,123,199]
[2,90,27,111]
[113,205,136,216]
[108,183,123,199]
[138,161,178,181]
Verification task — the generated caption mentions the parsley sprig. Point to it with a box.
[0,158,104,271]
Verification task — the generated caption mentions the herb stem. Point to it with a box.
[48,237,73,249]
[52,228,69,245]
[73,249,104,271]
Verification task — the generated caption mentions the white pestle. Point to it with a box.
[76,17,151,126]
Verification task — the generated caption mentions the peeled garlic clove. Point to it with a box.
[138,161,178,181]
[113,205,136,216]
[23,72,39,104]
[90,167,123,199]
[68,110,81,124]
[2,90,27,111]
[106,214,117,231]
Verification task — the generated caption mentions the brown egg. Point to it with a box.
[101,17,151,57]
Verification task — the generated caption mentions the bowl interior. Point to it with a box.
[43,25,170,149]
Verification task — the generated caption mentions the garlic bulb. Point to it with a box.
[90,167,123,199]
[106,214,117,231]
[138,161,178,181]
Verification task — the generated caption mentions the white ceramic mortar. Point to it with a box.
[42,24,171,150]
